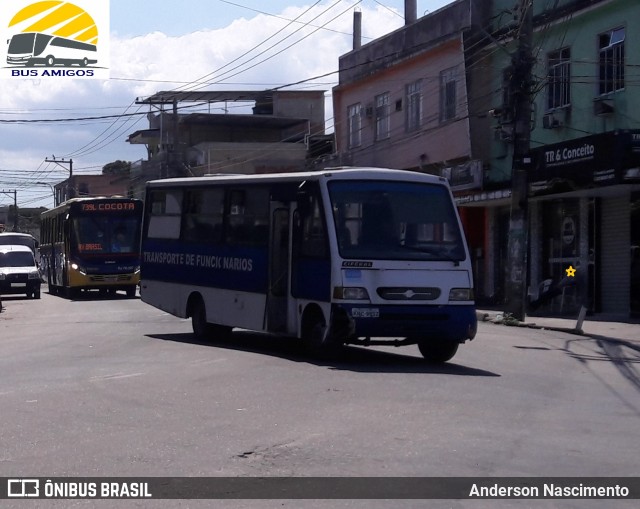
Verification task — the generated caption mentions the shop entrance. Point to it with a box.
[540,198,596,314]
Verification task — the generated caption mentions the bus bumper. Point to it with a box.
[68,269,140,291]
[332,303,477,343]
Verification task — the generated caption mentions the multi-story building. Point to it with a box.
[127,90,331,199]
[332,0,494,300]
[53,174,132,206]
[333,0,639,317]
[481,0,640,317]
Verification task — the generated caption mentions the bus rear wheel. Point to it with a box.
[46,55,55,66]
[417,339,459,363]
[191,299,230,340]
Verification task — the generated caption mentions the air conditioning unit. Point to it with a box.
[593,98,614,116]
[542,113,562,129]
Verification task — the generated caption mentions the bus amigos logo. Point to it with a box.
[1,0,109,79]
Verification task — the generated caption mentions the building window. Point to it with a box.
[347,103,362,148]
[547,47,571,110]
[375,92,390,141]
[406,80,422,132]
[440,68,457,121]
[599,27,625,95]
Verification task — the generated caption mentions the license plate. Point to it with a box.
[11,283,26,288]
[352,308,380,318]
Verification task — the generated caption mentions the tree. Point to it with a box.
[102,160,131,175]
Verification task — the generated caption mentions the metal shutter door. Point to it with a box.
[600,196,630,315]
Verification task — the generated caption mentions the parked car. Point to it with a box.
[0,245,41,299]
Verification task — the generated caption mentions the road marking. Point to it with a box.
[89,372,145,382]
[190,358,227,365]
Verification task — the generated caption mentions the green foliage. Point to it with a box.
[102,160,131,175]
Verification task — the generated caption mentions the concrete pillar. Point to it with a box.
[353,10,362,50]
[405,0,417,24]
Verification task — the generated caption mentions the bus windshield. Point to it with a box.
[8,33,52,55]
[7,33,35,53]
[328,180,466,261]
[72,216,140,255]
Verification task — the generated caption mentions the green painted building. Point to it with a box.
[458,0,640,317]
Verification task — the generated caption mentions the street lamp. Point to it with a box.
[36,182,57,207]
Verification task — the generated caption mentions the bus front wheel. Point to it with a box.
[303,311,341,358]
[417,339,459,363]
[46,55,55,67]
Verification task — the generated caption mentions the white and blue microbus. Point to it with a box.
[140,168,477,362]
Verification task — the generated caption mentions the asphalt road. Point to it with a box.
[1,289,638,508]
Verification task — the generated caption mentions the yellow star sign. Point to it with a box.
[566,265,576,277]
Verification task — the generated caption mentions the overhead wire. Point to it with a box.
[172,0,364,93]
[5,0,637,207]
[172,0,329,93]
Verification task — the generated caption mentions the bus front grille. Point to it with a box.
[377,287,441,301]
[89,275,132,283]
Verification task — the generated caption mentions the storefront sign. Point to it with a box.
[530,130,640,192]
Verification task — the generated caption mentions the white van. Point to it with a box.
[0,245,41,299]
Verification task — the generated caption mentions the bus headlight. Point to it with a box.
[71,263,86,275]
[0,273,5,280]
[449,288,474,301]
[333,287,370,300]
[28,271,40,279]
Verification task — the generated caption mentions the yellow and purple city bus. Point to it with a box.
[40,197,143,298]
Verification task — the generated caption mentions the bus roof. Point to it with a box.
[145,167,449,188]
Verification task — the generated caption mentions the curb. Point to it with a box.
[477,310,585,335]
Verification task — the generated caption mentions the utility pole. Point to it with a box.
[505,0,534,321]
[1,189,18,230]
[45,156,73,202]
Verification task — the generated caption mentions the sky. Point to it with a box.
[0,0,454,210]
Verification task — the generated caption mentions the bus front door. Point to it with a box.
[266,205,291,333]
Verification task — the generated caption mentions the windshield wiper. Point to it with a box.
[397,244,462,265]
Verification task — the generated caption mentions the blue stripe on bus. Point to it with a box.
[141,240,269,293]
[292,258,331,301]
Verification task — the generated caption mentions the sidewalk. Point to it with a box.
[477,308,640,344]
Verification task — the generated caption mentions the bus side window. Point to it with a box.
[183,188,223,243]
[148,190,182,239]
[225,187,269,247]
